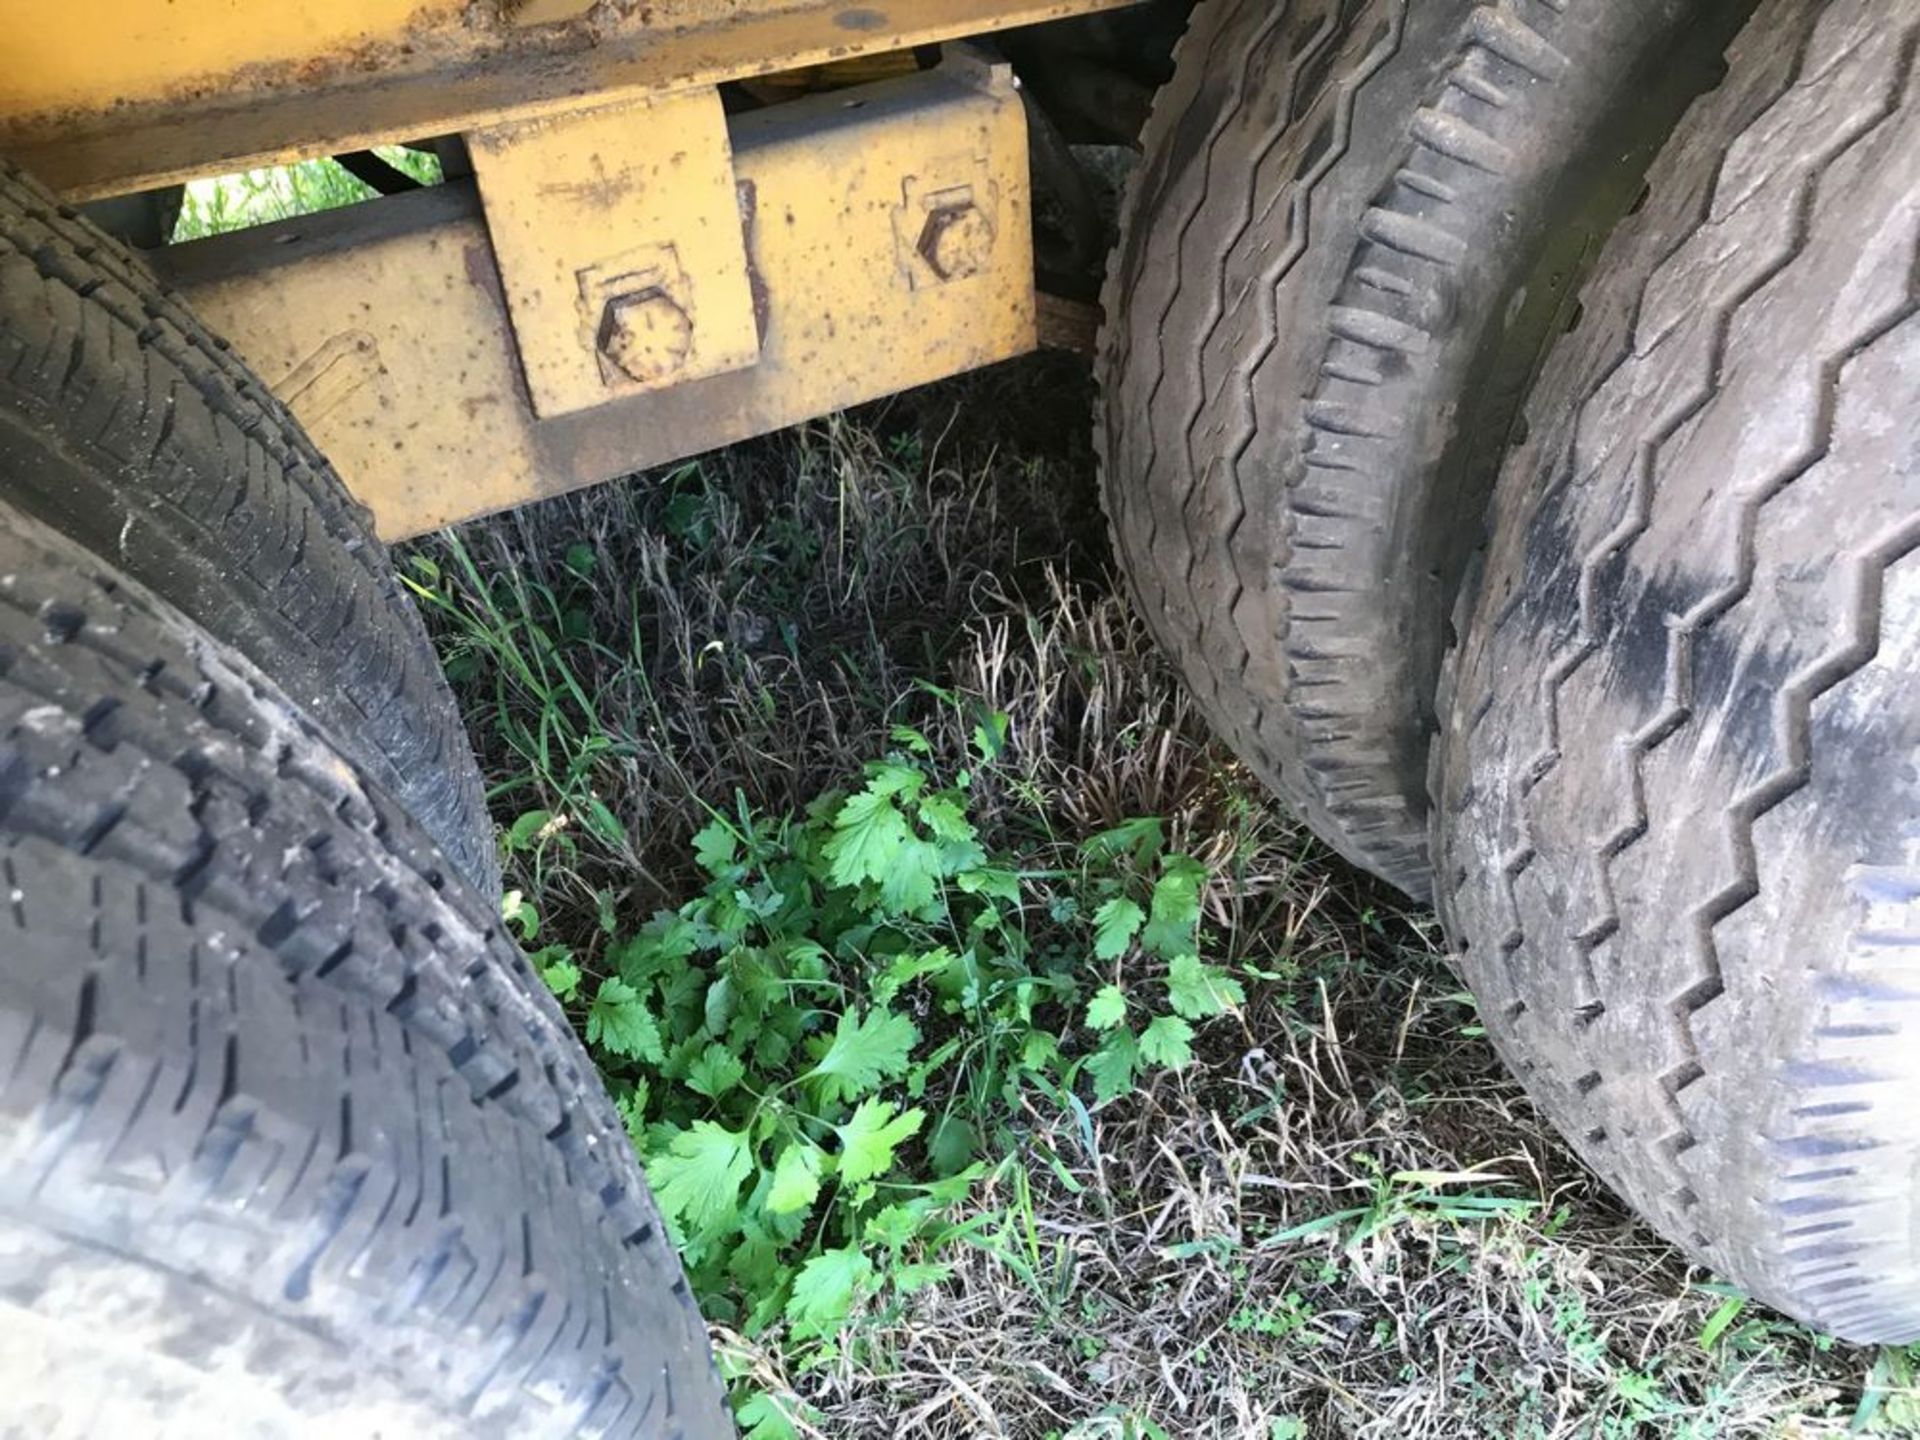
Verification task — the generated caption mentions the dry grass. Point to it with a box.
[405,354,1910,1439]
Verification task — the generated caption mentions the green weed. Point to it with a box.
[503,712,1253,1431]
[410,374,1885,1437]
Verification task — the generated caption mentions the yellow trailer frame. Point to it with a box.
[0,0,1131,535]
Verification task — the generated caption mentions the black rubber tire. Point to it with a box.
[0,505,729,1435]
[1434,0,1920,1341]
[1096,0,1751,896]
[0,161,499,896]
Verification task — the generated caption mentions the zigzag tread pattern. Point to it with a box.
[1099,0,1388,658]
[1747,816,1920,1337]
[1098,0,1715,894]
[1097,0,1414,881]
[1438,0,1920,1337]
[1701,515,1920,1336]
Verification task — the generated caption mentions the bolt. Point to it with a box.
[916,201,992,282]
[595,287,692,384]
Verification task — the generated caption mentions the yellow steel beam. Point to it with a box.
[154,55,1035,539]
[0,0,1135,200]
[1,0,461,119]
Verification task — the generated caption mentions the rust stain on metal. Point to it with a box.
[737,178,772,345]
[594,287,694,382]
[461,239,502,294]
[914,196,992,280]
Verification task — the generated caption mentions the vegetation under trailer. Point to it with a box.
[0,0,1917,1434]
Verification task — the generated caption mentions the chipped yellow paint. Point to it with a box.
[0,0,1135,200]
[469,87,761,417]
[507,0,599,26]
[0,0,462,118]
[160,54,1035,539]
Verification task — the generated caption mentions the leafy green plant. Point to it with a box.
[514,720,1251,1426]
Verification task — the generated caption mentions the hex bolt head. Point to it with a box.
[916,202,993,282]
[595,287,693,384]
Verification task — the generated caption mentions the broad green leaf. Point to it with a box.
[505,809,554,853]
[586,977,663,1062]
[728,1224,785,1306]
[956,866,1022,902]
[971,710,1009,762]
[891,1261,953,1294]
[928,1114,978,1176]
[916,795,985,874]
[919,1160,988,1206]
[823,788,932,908]
[753,1025,796,1074]
[889,723,933,756]
[691,817,739,877]
[657,963,706,1033]
[686,1042,747,1100]
[805,1007,918,1105]
[836,1099,925,1185]
[1139,1014,1195,1069]
[785,1246,874,1337]
[1141,855,1207,958]
[879,836,944,914]
[614,1082,649,1143]
[865,762,927,801]
[736,1391,803,1440]
[704,973,737,1036]
[612,913,700,985]
[1084,1028,1139,1105]
[915,793,975,846]
[1092,897,1145,960]
[645,1121,751,1232]
[1166,953,1245,1019]
[1085,983,1129,1031]
[1698,1295,1745,1348]
[861,1203,922,1251]
[874,946,954,1005]
[1081,815,1164,866]
[581,795,627,847]
[931,834,986,877]
[1020,1029,1062,1074]
[766,1140,826,1215]
[533,948,580,1002]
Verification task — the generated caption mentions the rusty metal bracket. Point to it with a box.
[156,54,1035,539]
[468,87,760,418]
